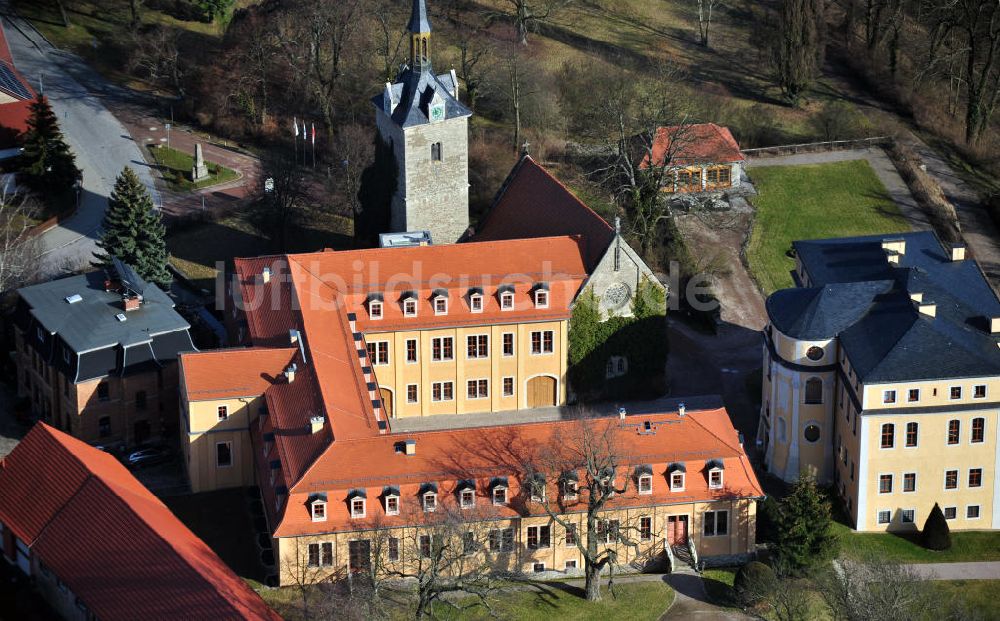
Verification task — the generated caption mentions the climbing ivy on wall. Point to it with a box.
[568,277,668,401]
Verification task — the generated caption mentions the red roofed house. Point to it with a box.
[0,24,36,151]
[0,423,281,621]
[645,123,746,193]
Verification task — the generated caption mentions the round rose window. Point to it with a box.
[804,424,821,443]
[806,346,824,361]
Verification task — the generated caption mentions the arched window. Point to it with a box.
[804,377,823,404]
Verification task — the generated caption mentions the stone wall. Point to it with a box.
[585,235,664,319]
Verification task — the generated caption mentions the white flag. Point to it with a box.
[293,117,299,138]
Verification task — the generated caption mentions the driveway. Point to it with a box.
[660,573,752,620]
[0,9,158,276]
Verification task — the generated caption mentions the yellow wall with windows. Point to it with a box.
[364,320,568,418]
[181,395,263,493]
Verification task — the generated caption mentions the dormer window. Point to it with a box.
[367,294,384,320]
[562,478,578,501]
[459,486,475,509]
[636,465,654,495]
[707,459,725,489]
[310,494,328,522]
[432,290,448,315]
[423,492,437,512]
[499,285,515,310]
[350,497,366,519]
[492,485,508,505]
[384,486,400,515]
[528,474,546,502]
[533,285,549,309]
[469,288,484,313]
[668,463,686,491]
[403,297,417,317]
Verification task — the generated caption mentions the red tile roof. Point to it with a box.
[275,407,763,537]
[646,123,745,168]
[471,156,615,269]
[0,424,281,621]
[180,347,298,401]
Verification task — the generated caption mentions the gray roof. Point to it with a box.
[372,67,470,129]
[408,0,432,33]
[770,231,1000,383]
[17,269,190,354]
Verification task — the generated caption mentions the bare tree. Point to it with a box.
[330,123,375,220]
[696,0,723,47]
[249,152,307,251]
[815,558,949,621]
[767,0,826,105]
[226,13,279,128]
[129,26,184,96]
[279,537,344,620]
[0,188,41,294]
[923,0,1000,143]
[491,0,573,46]
[369,0,408,83]
[524,415,642,602]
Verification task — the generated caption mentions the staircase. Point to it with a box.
[671,542,699,573]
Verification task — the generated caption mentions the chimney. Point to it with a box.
[284,363,297,383]
[678,402,686,417]
[309,415,324,434]
[909,292,923,303]
[289,329,299,345]
[990,317,1000,334]
[404,439,417,456]
[917,300,937,317]
[882,238,906,256]
[951,244,966,261]
[123,295,141,312]
[618,407,627,421]
[262,267,271,284]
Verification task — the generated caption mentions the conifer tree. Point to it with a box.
[95,167,171,289]
[922,503,952,551]
[19,95,80,201]
[771,476,839,574]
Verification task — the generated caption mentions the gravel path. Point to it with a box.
[906,561,1000,581]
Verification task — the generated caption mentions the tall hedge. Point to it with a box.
[922,503,951,551]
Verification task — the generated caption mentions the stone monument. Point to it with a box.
[191,143,209,182]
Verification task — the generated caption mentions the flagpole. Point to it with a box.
[311,123,316,169]
[293,116,298,164]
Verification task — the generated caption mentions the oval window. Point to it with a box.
[806,346,824,361]
[804,424,821,443]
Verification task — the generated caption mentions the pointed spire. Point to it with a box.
[408,0,432,35]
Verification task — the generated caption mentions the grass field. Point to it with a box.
[253,579,674,621]
[148,145,239,191]
[746,160,912,294]
[931,580,1000,620]
[833,520,1000,563]
[702,567,738,608]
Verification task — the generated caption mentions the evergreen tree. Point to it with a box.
[771,476,839,575]
[19,95,81,203]
[95,167,171,289]
[922,503,952,551]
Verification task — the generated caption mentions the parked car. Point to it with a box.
[126,446,172,469]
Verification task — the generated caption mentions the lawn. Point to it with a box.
[702,567,738,608]
[148,145,240,191]
[746,160,912,294]
[163,487,266,582]
[832,520,1000,563]
[931,580,1000,620]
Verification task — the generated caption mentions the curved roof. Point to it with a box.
[766,281,893,340]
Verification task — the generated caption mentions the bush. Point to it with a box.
[886,139,962,243]
[922,503,952,551]
[734,561,777,607]
[810,100,870,141]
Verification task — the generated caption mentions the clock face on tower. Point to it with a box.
[429,103,445,122]
[603,282,631,309]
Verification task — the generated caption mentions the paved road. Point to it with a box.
[906,561,1000,581]
[661,573,751,620]
[0,9,158,276]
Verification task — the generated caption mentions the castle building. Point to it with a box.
[760,231,1000,532]
[372,0,472,244]
[13,259,195,449]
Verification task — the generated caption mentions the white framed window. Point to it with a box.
[638,474,653,494]
[526,525,551,549]
[903,472,916,493]
[972,417,986,443]
[877,510,891,524]
[703,510,728,536]
[901,509,915,524]
[562,479,578,500]
[423,492,437,512]
[950,386,962,400]
[709,469,724,489]
[530,330,554,354]
[533,562,546,573]
[502,333,515,356]
[944,469,959,490]
[406,384,418,404]
[944,506,957,520]
[433,296,448,315]
[500,291,514,310]
[564,559,577,570]
[431,337,454,361]
[431,381,454,401]
[905,422,918,447]
[967,505,981,520]
[405,338,418,363]
[460,488,475,509]
[534,289,549,308]
[307,542,334,567]
[907,388,920,402]
[969,468,983,488]
[466,378,488,399]
[366,341,389,365]
[670,472,685,491]
[878,473,893,494]
[974,384,987,399]
[470,293,483,313]
[529,477,546,502]
[369,300,383,320]
[492,486,507,505]
[466,334,489,359]
[216,442,232,468]
[350,497,366,519]
[403,298,417,317]
[502,376,514,397]
[385,495,400,516]
[883,389,896,404]
[312,500,327,522]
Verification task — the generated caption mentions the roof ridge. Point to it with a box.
[685,408,743,453]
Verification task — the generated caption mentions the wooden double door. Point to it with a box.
[526,376,557,408]
[667,515,689,545]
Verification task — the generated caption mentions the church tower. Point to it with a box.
[372,0,472,244]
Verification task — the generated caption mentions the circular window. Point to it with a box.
[806,346,824,361]
[804,424,821,443]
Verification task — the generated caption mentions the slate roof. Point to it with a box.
[17,269,190,354]
[408,0,432,33]
[470,155,615,270]
[0,424,281,621]
[770,231,1000,383]
[372,67,470,128]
